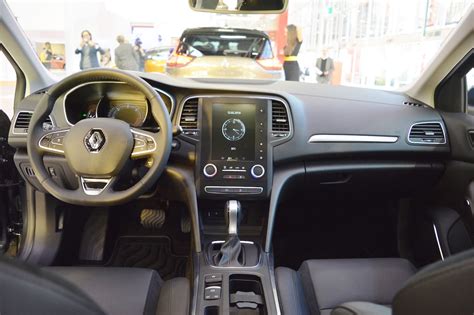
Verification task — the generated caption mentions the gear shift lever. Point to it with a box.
[213,200,243,266]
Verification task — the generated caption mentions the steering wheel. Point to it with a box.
[27,68,172,206]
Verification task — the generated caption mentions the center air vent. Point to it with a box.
[271,100,290,138]
[408,122,446,144]
[13,111,54,134]
[179,98,199,136]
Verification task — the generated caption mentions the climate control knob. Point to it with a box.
[251,164,265,179]
[203,163,218,178]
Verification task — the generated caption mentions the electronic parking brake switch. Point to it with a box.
[204,274,223,300]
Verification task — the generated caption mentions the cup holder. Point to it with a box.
[229,275,267,315]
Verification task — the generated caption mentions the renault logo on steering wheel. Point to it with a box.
[84,129,106,153]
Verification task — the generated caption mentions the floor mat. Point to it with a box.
[106,236,187,280]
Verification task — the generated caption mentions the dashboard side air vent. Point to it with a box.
[179,98,199,136]
[13,111,54,134]
[271,100,290,137]
[408,122,446,144]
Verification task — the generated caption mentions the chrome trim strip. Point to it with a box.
[268,253,282,315]
[130,129,157,158]
[433,223,445,261]
[308,134,399,143]
[80,177,112,196]
[63,81,175,126]
[204,186,263,194]
[211,240,254,245]
[222,169,246,173]
[408,121,447,145]
[12,110,56,135]
[177,94,293,142]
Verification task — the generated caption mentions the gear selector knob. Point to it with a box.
[225,200,241,236]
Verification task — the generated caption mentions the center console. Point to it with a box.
[180,94,291,314]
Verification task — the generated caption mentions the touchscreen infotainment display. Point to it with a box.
[211,104,256,161]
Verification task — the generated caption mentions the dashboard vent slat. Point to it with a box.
[408,122,446,144]
[13,111,54,133]
[271,100,290,137]
[180,98,199,136]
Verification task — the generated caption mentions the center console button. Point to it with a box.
[203,163,218,178]
[204,286,221,300]
[250,165,265,179]
[205,274,223,284]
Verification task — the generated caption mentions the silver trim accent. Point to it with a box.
[251,164,265,179]
[225,200,240,235]
[130,129,157,158]
[204,186,263,194]
[203,163,217,178]
[408,121,447,145]
[12,110,56,135]
[211,240,254,245]
[433,223,445,261]
[308,134,399,143]
[63,81,175,126]
[177,94,293,142]
[80,177,112,196]
[38,129,69,154]
[222,169,246,172]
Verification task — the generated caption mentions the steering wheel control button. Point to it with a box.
[131,130,157,158]
[250,165,265,179]
[204,286,221,300]
[203,163,218,178]
[39,130,69,154]
[84,129,106,153]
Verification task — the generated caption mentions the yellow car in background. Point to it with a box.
[144,46,174,73]
[166,27,284,80]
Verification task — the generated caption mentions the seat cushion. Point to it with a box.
[298,258,415,315]
[45,267,162,315]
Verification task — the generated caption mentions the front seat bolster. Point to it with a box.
[331,302,391,315]
[298,258,415,314]
[45,267,162,315]
[0,258,105,315]
[275,267,311,315]
[156,277,190,315]
[393,249,474,315]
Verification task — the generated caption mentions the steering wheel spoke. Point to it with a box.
[79,176,116,196]
[38,128,70,155]
[131,128,158,159]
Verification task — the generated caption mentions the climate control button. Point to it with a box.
[203,163,218,178]
[251,165,265,179]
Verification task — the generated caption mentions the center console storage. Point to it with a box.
[194,199,280,315]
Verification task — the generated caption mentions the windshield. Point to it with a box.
[4,0,472,89]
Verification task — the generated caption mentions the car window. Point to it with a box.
[467,68,474,113]
[0,51,16,119]
[178,33,271,59]
[6,0,472,89]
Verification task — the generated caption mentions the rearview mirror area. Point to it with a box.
[189,0,288,14]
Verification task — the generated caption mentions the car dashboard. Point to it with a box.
[8,73,451,201]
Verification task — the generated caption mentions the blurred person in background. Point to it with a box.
[315,48,335,84]
[114,35,139,71]
[100,48,115,68]
[75,30,104,70]
[283,24,303,81]
[40,42,53,69]
[134,38,146,72]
